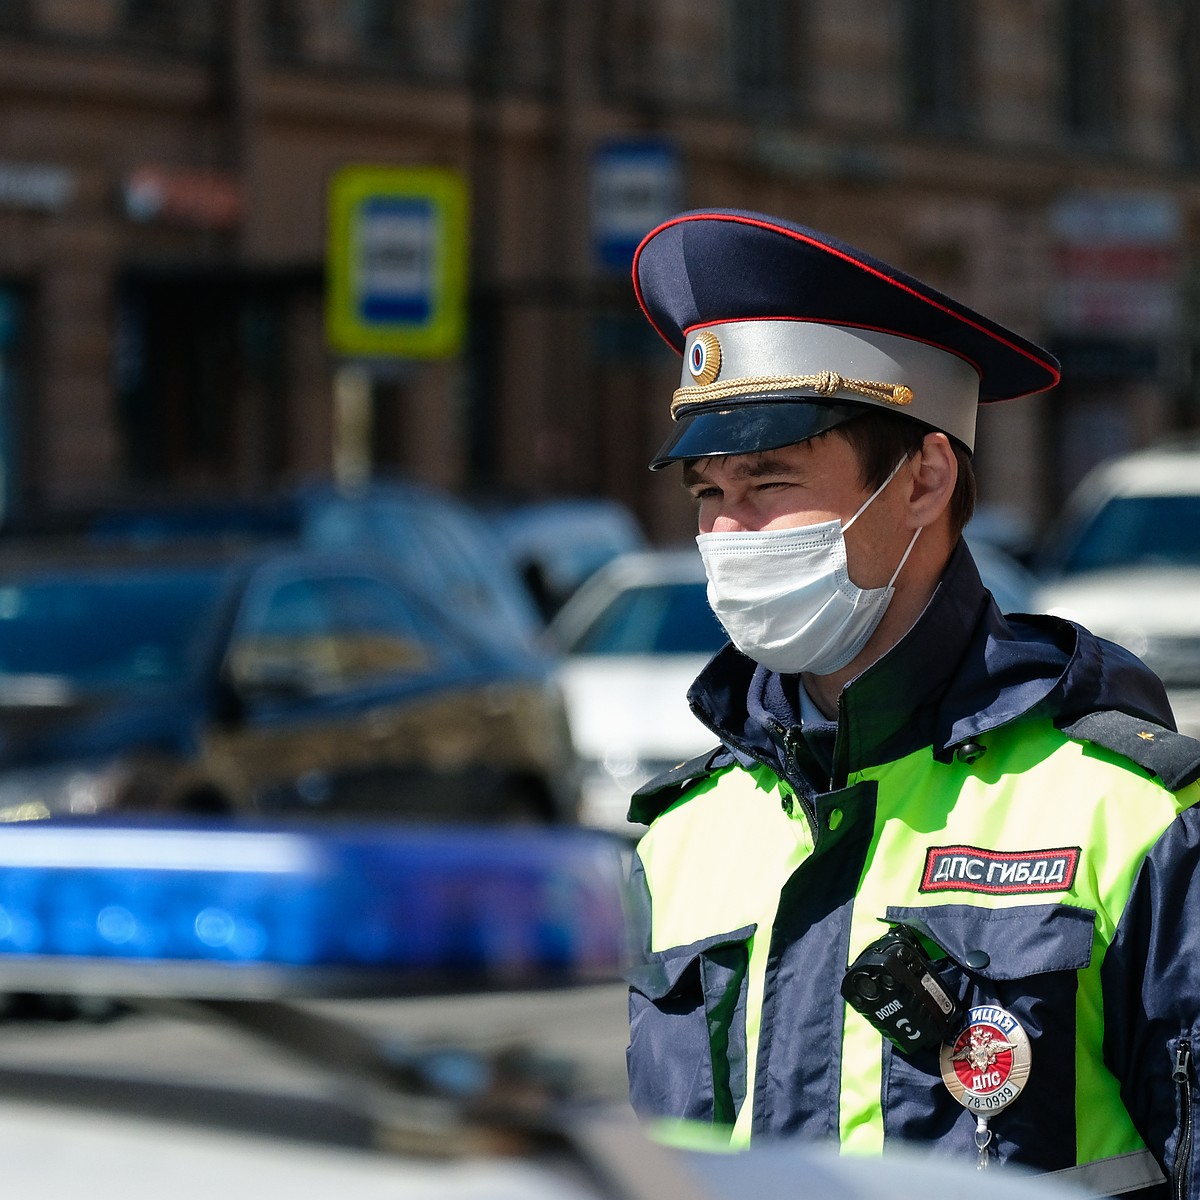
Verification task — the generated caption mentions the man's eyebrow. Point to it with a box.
[682,455,801,487]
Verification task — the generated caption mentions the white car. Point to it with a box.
[1034,440,1200,736]
[545,550,725,835]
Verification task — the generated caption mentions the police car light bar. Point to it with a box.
[0,819,630,999]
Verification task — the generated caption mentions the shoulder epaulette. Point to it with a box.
[627,746,728,826]
[1059,710,1200,791]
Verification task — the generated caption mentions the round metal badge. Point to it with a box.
[939,1005,1032,1115]
[688,331,722,385]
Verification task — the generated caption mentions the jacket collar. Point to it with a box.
[686,540,1173,789]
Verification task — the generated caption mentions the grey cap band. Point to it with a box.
[677,322,982,450]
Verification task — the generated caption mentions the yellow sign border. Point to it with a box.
[325,165,469,358]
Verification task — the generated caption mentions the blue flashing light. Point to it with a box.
[0,821,629,992]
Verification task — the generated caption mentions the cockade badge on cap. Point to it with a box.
[688,330,722,385]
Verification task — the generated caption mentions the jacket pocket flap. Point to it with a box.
[885,903,1095,979]
[625,924,757,998]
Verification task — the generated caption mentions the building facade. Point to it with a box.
[0,0,1198,543]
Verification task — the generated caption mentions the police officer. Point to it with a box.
[625,209,1200,1196]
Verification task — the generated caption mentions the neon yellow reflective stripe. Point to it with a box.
[638,761,813,1144]
[642,1117,739,1153]
[842,720,1192,1159]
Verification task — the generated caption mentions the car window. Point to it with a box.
[569,581,727,656]
[385,499,543,644]
[324,573,460,677]
[1054,495,1200,574]
[0,570,226,688]
[231,572,444,692]
[305,495,541,648]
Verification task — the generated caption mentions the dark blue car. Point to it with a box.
[0,543,579,824]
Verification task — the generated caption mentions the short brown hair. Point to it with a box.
[830,411,976,540]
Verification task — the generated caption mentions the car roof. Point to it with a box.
[580,547,708,588]
[31,479,468,541]
[0,538,296,576]
[0,541,446,604]
[544,548,710,654]
[1076,443,1200,499]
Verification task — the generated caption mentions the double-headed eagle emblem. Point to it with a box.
[950,1025,1018,1073]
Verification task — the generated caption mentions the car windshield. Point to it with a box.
[1053,495,1200,574]
[570,580,726,655]
[0,568,229,689]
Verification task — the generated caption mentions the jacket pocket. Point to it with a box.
[880,902,1096,1170]
[626,924,756,1126]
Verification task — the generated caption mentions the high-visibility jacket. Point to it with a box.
[626,544,1200,1198]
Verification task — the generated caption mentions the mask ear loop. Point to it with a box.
[842,455,910,532]
[841,454,922,587]
[887,526,922,587]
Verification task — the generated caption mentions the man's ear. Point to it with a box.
[906,432,958,528]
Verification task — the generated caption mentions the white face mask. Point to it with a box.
[696,458,920,676]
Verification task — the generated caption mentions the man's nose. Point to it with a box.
[712,517,746,533]
[706,510,754,534]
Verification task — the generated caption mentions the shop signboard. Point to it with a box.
[0,161,75,212]
[123,165,242,230]
[1049,191,1182,337]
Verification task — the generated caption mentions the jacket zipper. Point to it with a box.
[1174,1039,1193,1200]
[779,724,820,834]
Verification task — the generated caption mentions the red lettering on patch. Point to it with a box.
[920,845,1081,895]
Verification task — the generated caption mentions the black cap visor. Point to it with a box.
[649,399,868,470]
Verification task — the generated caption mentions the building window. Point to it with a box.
[595,0,654,101]
[116,273,304,488]
[346,0,411,61]
[493,0,556,92]
[1179,1,1200,164]
[0,1,33,34]
[0,286,28,522]
[262,0,305,59]
[728,0,805,113]
[1062,0,1123,147]
[120,0,184,43]
[118,0,222,54]
[904,0,975,135]
[340,0,471,81]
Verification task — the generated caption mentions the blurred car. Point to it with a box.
[476,497,648,622]
[0,816,633,1198]
[60,479,546,657]
[1033,440,1200,736]
[963,529,1041,615]
[545,550,726,834]
[0,542,579,823]
[962,503,1037,564]
[547,536,1041,835]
